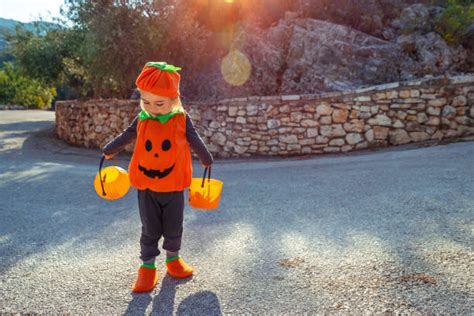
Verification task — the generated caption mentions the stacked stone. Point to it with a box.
[55,99,139,152]
[55,74,474,158]
[187,76,474,158]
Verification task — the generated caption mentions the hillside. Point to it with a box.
[185,2,474,100]
[0,17,59,55]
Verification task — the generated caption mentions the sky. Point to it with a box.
[0,0,64,23]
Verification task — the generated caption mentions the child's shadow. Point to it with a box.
[124,275,221,315]
[175,290,222,315]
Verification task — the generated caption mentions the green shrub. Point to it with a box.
[434,0,474,45]
[0,62,56,109]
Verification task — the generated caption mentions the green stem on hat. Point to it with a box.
[146,61,182,72]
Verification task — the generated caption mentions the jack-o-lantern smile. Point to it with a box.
[138,138,175,179]
[138,163,175,179]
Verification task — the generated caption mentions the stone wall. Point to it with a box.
[55,74,474,158]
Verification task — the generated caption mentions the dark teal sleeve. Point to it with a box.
[185,113,214,165]
[102,115,138,155]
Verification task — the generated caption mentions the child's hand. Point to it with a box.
[104,153,114,160]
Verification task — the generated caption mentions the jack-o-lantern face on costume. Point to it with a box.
[128,113,192,192]
[138,137,174,179]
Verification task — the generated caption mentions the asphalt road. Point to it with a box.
[0,110,473,314]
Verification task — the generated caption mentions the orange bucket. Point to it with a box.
[94,155,130,200]
[188,166,223,210]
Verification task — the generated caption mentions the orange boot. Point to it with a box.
[132,265,158,292]
[166,256,193,279]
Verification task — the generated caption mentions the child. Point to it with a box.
[101,61,214,292]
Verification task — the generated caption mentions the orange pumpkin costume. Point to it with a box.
[129,113,192,192]
[102,62,212,292]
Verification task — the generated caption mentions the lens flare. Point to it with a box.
[220,49,251,86]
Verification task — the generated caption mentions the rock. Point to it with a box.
[280,105,291,113]
[307,128,319,138]
[452,95,467,107]
[417,113,428,123]
[202,109,216,120]
[260,18,402,95]
[410,90,420,97]
[329,138,345,146]
[393,120,405,128]
[247,105,258,116]
[234,145,247,154]
[427,107,441,116]
[341,145,353,152]
[304,104,316,112]
[332,109,349,123]
[373,126,389,139]
[372,93,386,101]
[320,124,346,137]
[301,120,318,127]
[343,120,364,133]
[389,129,410,145]
[345,133,363,145]
[399,90,411,98]
[316,103,333,115]
[228,106,238,116]
[316,135,328,143]
[397,32,467,80]
[455,115,472,125]
[267,119,281,129]
[386,91,398,99]
[368,114,391,126]
[426,116,440,126]
[365,129,374,142]
[211,132,226,146]
[431,130,444,140]
[428,98,447,107]
[382,28,396,41]
[279,135,298,144]
[236,117,247,124]
[442,105,457,119]
[370,105,379,114]
[406,121,422,132]
[354,96,371,102]
[209,121,221,129]
[290,112,304,122]
[323,146,340,153]
[409,131,430,142]
[319,116,332,125]
[398,4,431,33]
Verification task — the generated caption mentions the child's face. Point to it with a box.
[138,89,173,116]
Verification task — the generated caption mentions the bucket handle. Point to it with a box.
[99,155,107,197]
[201,165,212,188]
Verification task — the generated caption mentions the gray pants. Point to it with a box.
[137,189,184,262]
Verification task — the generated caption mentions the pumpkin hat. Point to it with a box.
[135,62,182,98]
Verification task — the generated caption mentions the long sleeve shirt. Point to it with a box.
[102,112,214,166]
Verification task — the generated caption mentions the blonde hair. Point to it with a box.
[137,87,184,113]
[170,95,184,112]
